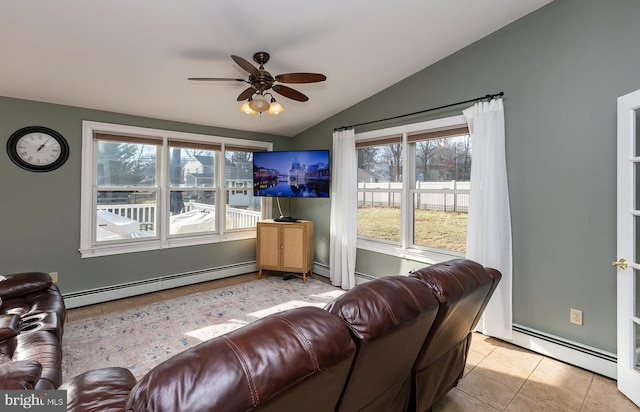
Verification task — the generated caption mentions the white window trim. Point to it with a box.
[79,121,272,258]
[355,114,467,264]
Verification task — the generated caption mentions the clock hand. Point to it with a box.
[37,137,51,151]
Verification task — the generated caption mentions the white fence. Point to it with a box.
[358,181,470,213]
[98,201,261,229]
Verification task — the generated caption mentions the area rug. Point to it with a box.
[61,276,344,381]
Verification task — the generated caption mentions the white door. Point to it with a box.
[616,88,640,407]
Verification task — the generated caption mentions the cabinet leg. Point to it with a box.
[258,269,263,279]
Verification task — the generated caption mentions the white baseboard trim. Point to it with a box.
[63,262,257,309]
[510,324,616,379]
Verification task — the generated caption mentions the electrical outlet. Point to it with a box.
[570,308,583,325]
[49,272,58,283]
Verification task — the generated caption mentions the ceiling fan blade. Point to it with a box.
[275,73,327,84]
[188,77,246,82]
[272,85,309,102]
[231,55,260,77]
[237,87,255,101]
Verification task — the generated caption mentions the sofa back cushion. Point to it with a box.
[409,258,501,411]
[125,306,356,412]
[325,276,439,412]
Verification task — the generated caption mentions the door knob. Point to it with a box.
[612,258,628,270]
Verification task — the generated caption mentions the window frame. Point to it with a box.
[80,121,272,258]
[355,115,468,264]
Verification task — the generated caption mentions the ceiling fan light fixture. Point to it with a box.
[248,95,270,113]
[239,100,256,115]
[267,97,284,115]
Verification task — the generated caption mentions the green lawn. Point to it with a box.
[357,206,467,252]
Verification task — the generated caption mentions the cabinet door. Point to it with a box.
[257,224,281,269]
[281,225,307,272]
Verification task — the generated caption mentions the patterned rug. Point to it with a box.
[61,276,344,381]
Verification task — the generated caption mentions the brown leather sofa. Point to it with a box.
[63,307,357,412]
[0,271,66,389]
[60,259,501,411]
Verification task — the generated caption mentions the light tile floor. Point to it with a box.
[66,273,639,411]
[434,333,639,411]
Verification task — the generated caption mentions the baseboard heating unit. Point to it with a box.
[63,262,257,309]
[511,324,616,379]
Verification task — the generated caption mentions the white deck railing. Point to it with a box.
[98,201,261,229]
[97,204,155,223]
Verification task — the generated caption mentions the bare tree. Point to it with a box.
[415,139,438,181]
[357,147,379,172]
[380,144,403,182]
[455,135,472,180]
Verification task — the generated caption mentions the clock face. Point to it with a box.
[7,126,69,172]
[16,132,62,166]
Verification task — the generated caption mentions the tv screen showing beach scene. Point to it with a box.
[253,150,330,197]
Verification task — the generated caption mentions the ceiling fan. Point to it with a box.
[188,52,327,115]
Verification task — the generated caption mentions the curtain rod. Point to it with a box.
[335,91,504,131]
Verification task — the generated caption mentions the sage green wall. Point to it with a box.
[294,0,640,353]
[0,96,290,293]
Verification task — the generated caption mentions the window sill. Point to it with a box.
[80,230,256,258]
[356,238,464,265]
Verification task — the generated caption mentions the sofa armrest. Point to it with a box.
[60,367,137,412]
[0,360,43,390]
[0,272,52,300]
[0,314,20,341]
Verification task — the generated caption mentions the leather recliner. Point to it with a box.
[0,272,66,389]
[324,276,440,412]
[408,259,502,412]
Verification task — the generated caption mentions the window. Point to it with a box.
[80,121,271,257]
[225,148,261,230]
[356,115,470,262]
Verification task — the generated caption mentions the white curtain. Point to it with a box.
[463,98,513,340]
[329,128,357,290]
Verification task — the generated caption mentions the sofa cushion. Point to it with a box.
[0,359,42,389]
[0,273,52,300]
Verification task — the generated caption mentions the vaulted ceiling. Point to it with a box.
[0,1,552,137]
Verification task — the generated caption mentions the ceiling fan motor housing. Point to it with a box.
[249,72,274,94]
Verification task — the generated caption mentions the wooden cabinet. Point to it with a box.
[256,220,314,282]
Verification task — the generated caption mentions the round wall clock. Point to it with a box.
[6,126,70,172]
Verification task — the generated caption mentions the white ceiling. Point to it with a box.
[0,1,552,137]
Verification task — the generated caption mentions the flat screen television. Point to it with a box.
[253,150,330,198]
